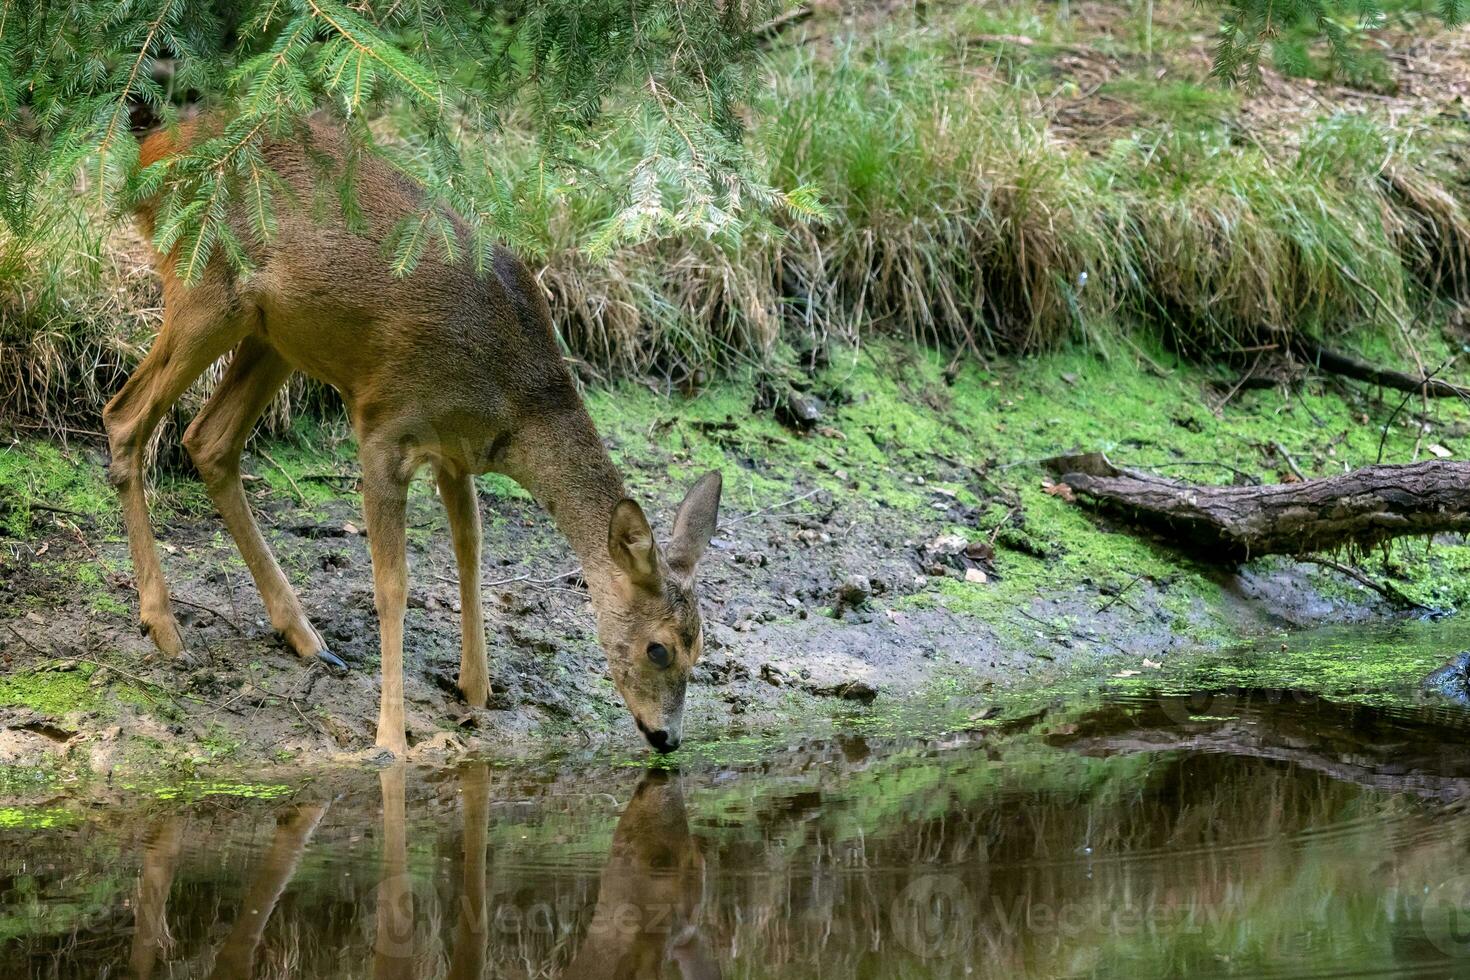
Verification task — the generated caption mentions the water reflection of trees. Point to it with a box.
[5,694,1470,977]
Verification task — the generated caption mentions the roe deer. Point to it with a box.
[110,117,722,755]
[563,769,721,980]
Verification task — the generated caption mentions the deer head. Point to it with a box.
[564,769,720,980]
[595,471,722,753]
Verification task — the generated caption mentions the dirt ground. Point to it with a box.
[0,360,1410,785]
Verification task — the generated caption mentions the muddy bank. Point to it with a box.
[4,342,1469,786]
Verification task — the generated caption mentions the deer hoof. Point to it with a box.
[313,649,349,675]
[142,615,188,660]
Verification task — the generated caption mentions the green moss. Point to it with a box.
[0,442,114,537]
[0,806,80,830]
[147,780,295,802]
[586,334,1470,650]
[0,668,103,717]
[0,664,156,720]
[247,435,352,507]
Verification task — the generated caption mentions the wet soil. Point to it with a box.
[0,432,1403,781]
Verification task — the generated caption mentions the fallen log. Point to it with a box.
[1292,336,1470,400]
[1043,452,1470,560]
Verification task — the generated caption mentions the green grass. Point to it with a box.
[1098,79,1239,124]
[2,1,1469,435]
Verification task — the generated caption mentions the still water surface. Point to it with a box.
[8,626,1470,978]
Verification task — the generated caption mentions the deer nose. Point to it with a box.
[646,729,680,754]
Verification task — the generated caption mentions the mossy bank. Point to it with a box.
[4,335,1470,794]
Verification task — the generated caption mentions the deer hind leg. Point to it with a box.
[103,278,250,658]
[361,437,412,755]
[209,802,327,979]
[434,466,488,708]
[183,337,343,671]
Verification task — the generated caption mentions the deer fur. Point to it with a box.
[109,116,721,755]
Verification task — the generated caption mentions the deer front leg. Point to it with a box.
[209,803,326,980]
[435,466,488,708]
[374,764,415,977]
[362,443,412,756]
[448,762,490,980]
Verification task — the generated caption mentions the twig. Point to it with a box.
[5,421,107,438]
[1209,351,1266,413]
[1097,573,1145,613]
[725,488,823,527]
[72,657,177,697]
[755,4,812,42]
[1120,334,1169,378]
[441,567,584,591]
[1270,442,1306,481]
[29,503,89,519]
[259,449,309,507]
[1296,337,1470,400]
[171,595,244,633]
[1376,357,1454,464]
[1298,556,1425,611]
[302,472,359,487]
[4,623,49,657]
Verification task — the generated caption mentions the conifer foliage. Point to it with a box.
[0,0,1461,282]
[0,0,814,280]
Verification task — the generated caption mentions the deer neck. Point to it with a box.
[503,407,627,602]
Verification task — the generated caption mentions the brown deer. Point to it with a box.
[110,116,722,755]
[563,769,722,980]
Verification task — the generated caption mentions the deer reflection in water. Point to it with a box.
[126,764,718,979]
[561,770,720,980]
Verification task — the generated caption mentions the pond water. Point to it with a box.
[8,623,1470,978]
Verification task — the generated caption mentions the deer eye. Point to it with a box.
[646,643,672,669]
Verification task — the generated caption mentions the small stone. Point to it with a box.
[964,540,994,561]
[812,680,878,704]
[925,533,967,556]
[964,568,988,584]
[834,575,872,610]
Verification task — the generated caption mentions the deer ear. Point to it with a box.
[609,498,660,587]
[667,471,722,582]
